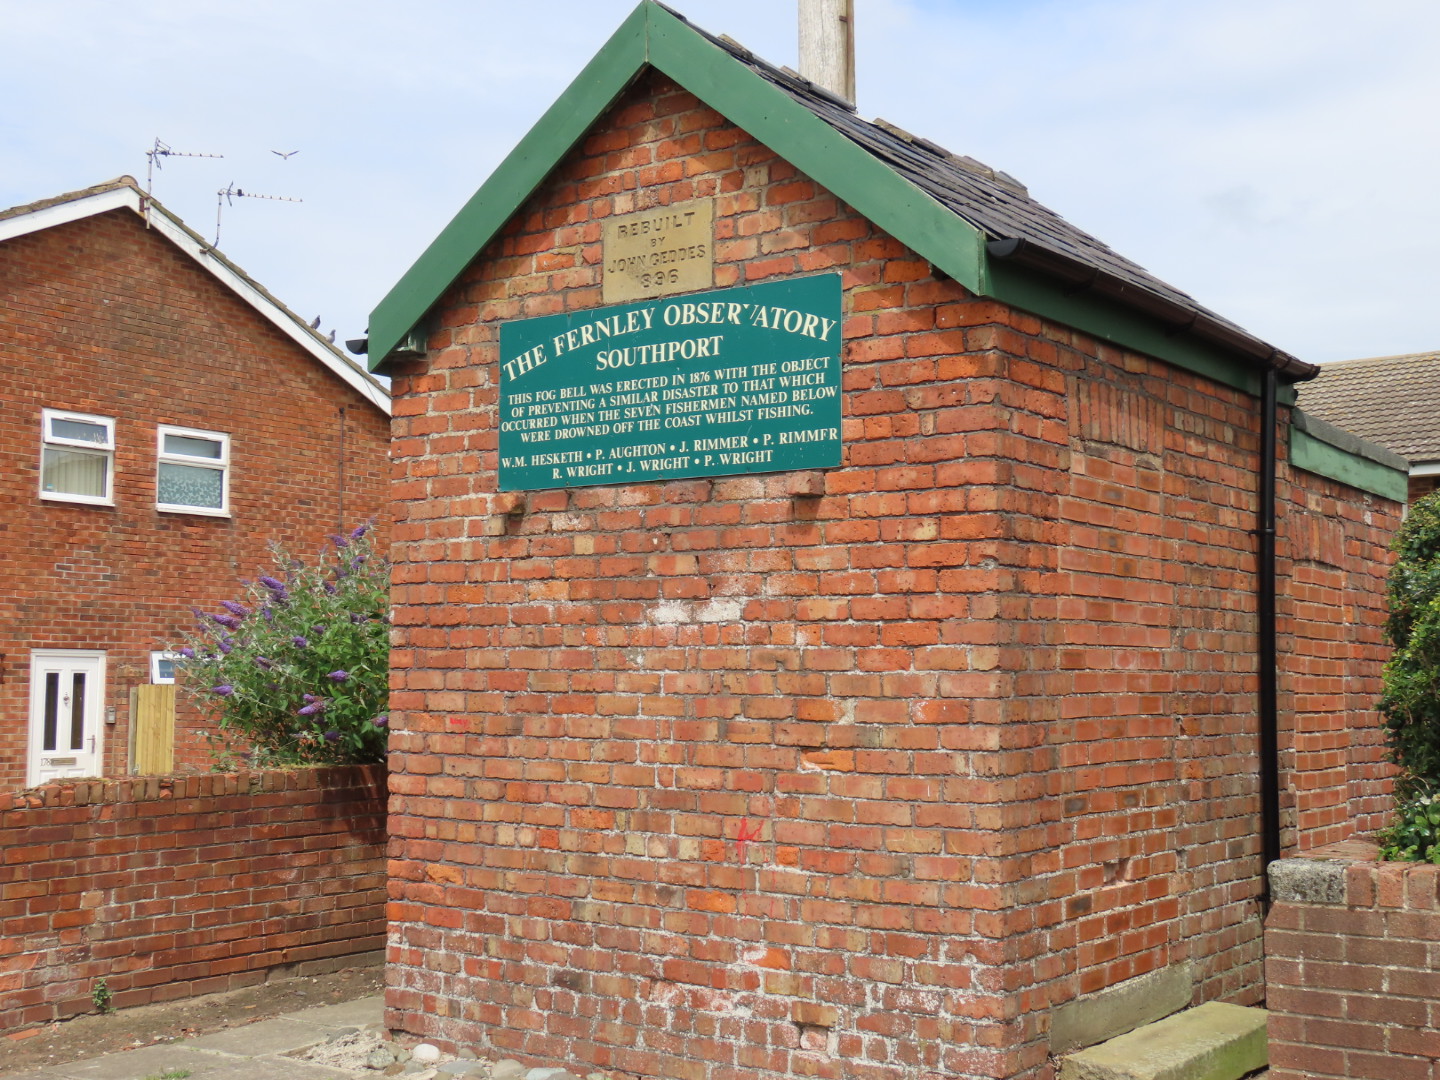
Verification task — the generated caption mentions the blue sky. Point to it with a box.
[5,0,1437,365]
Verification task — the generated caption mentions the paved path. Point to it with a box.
[0,996,384,1080]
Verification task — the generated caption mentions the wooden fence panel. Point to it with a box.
[132,683,175,774]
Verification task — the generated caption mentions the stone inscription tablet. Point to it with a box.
[602,199,714,304]
[498,275,842,491]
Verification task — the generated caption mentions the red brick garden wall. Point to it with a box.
[384,71,1399,1080]
[0,208,391,790]
[1266,841,1440,1078]
[0,764,386,1033]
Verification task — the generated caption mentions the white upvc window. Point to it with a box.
[40,409,115,505]
[156,426,230,515]
[150,651,180,684]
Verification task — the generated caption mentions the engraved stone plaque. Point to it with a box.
[602,199,714,304]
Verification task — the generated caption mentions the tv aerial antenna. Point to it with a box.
[144,137,223,193]
[214,183,303,246]
[143,137,223,228]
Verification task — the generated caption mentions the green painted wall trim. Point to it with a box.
[987,261,1261,395]
[1290,424,1408,502]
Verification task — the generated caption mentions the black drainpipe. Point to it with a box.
[983,237,1293,907]
[1258,367,1281,908]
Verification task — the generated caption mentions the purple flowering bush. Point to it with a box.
[174,524,389,766]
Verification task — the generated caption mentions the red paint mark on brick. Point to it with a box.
[735,817,763,862]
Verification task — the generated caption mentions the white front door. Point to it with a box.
[28,650,105,786]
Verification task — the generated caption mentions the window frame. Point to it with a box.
[150,651,180,685]
[39,408,116,506]
[155,425,231,517]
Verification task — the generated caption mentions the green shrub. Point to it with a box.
[1379,493,1440,859]
[1380,494,1440,798]
[1378,786,1440,864]
[175,524,389,767]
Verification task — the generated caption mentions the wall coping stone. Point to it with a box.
[1269,841,1382,904]
[1268,858,1349,904]
[3,763,386,810]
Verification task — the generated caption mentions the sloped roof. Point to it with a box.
[368,1,1311,391]
[0,176,390,416]
[695,22,1267,355]
[1297,352,1440,464]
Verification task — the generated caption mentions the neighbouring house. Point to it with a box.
[366,5,1404,1078]
[1296,350,1440,502]
[0,176,391,792]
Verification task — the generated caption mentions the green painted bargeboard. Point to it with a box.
[499,275,842,491]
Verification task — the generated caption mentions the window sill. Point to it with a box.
[40,492,114,507]
[157,505,232,518]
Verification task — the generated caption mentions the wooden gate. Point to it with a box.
[131,683,175,774]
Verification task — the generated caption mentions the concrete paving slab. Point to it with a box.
[40,1045,224,1080]
[0,995,386,1080]
[1060,1002,1267,1080]
[180,1016,329,1056]
[192,1058,361,1079]
[282,995,385,1031]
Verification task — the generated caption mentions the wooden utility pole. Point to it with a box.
[798,0,856,104]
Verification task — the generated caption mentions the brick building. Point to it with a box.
[367,5,1405,1078]
[0,177,391,792]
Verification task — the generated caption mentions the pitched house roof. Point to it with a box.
[1296,351,1440,464]
[367,0,1312,392]
[0,177,391,416]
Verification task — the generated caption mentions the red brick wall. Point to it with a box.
[1266,841,1440,1079]
[384,72,1398,1080]
[1014,376,1398,1019]
[0,208,391,790]
[0,764,386,1032]
[1281,479,1395,851]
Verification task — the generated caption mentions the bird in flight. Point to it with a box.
[272,150,299,160]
